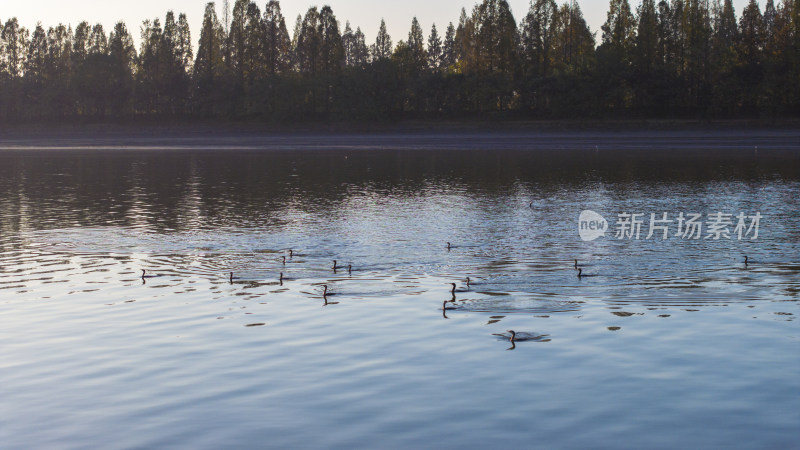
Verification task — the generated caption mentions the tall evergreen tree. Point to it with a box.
[243,2,263,79]
[636,0,659,74]
[160,11,193,114]
[2,18,28,79]
[407,17,427,71]
[72,21,90,65]
[319,5,343,74]
[717,0,739,43]
[25,24,47,83]
[351,26,369,66]
[107,21,136,115]
[45,24,72,82]
[599,0,636,112]
[88,24,107,55]
[176,13,193,73]
[372,19,392,60]
[74,23,114,116]
[343,21,355,65]
[553,1,595,73]
[473,0,518,74]
[601,0,636,61]
[137,18,163,113]
[343,21,368,67]
[763,0,778,36]
[290,14,302,69]
[442,22,457,68]
[295,7,321,75]
[227,0,250,83]
[428,23,443,69]
[455,7,474,69]
[263,1,291,74]
[684,0,713,107]
[739,0,765,66]
[194,2,226,114]
[521,0,559,77]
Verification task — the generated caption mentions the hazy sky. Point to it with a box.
[3,0,753,49]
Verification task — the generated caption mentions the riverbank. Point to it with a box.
[1,120,799,152]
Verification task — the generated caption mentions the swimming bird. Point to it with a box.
[465,277,471,287]
[140,269,158,279]
[332,260,338,272]
[496,330,545,343]
[450,283,457,295]
[282,256,286,265]
[744,255,748,266]
[229,272,241,283]
[279,272,284,284]
[348,264,352,275]
[577,268,582,278]
[442,300,456,311]
[289,249,293,258]
[529,201,533,208]
[320,285,339,305]
[446,242,451,251]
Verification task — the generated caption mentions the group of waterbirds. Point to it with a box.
[140,243,754,345]
[140,248,354,303]
[443,249,753,345]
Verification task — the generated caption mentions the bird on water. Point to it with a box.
[322,284,337,298]
[332,260,338,272]
[744,255,748,266]
[446,242,451,251]
[495,330,544,343]
[141,269,158,279]
[450,283,457,295]
[442,300,456,311]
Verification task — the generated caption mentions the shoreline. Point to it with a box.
[1,120,799,152]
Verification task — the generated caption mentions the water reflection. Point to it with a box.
[1,148,799,316]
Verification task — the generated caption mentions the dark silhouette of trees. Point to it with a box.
[194,2,225,116]
[428,24,443,69]
[372,19,393,60]
[0,0,798,122]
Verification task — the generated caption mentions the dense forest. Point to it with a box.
[0,0,798,122]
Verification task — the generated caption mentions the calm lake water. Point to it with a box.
[1,144,799,449]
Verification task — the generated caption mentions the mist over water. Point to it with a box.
[1,147,798,448]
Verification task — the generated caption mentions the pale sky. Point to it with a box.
[3,0,753,49]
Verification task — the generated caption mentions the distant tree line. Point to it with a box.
[0,0,798,122]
